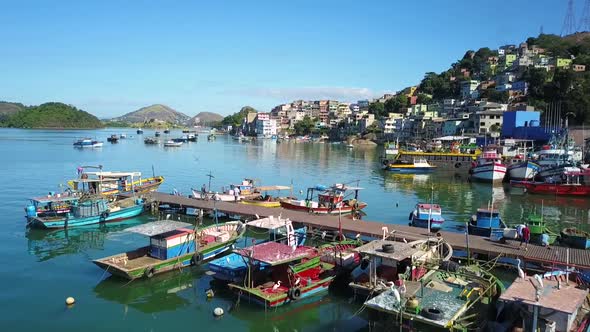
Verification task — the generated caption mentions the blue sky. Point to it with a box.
[0,0,568,117]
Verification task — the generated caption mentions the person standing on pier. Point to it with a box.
[234,186,240,202]
[200,184,207,199]
[520,224,530,251]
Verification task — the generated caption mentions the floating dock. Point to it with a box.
[143,192,590,270]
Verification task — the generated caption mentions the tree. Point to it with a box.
[221,106,257,128]
[384,95,408,114]
[368,102,385,117]
[480,89,509,103]
[489,124,501,132]
[416,93,432,105]
[293,115,315,135]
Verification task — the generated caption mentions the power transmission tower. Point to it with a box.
[579,0,590,31]
[540,25,544,35]
[562,0,577,36]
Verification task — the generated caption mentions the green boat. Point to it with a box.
[526,214,558,245]
[93,220,245,280]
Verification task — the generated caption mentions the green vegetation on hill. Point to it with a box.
[220,106,257,128]
[0,102,103,129]
[112,104,190,125]
[0,101,26,122]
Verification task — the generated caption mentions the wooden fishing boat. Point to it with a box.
[208,216,307,283]
[383,158,437,173]
[561,227,590,249]
[364,264,502,331]
[526,213,558,245]
[468,206,507,237]
[136,128,143,134]
[409,203,444,232]
[280,183,367,215]
[349,238,453,297]
[93,220,245,280]
[26,195,144,229]
[239,185,292,208]
[144,137,160,144]
[519,181,590,196]
[228,242,337,308]
[468,148,506,183]
[68,167,164,197]
[191,178,261,202]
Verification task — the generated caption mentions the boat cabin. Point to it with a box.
[245,216,304,248]
[307,183,362,209]
[472,208,502,228]
[26,194,80,218]
[413,203,443,221]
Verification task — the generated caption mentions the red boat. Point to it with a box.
[515,169,590,196]
[280,183,367,215]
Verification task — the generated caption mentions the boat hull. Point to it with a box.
[508,161,540,180]
[468,224,501,237]
[280,201,367,215]
[521,182,590,196]
[560,230,590,249]
[240,200,281,208]
[385,166,436,173]
[410,218,443,232]
[29,203,144,229]
[470,163,506,182]
[231,278,334,308]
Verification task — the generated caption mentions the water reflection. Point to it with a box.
[25,218,144,262]
[94,270,195,314]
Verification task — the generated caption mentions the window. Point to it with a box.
[480,122,485,126]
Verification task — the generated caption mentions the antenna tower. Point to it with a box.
[579,0,590,31]
[562,0,577,36]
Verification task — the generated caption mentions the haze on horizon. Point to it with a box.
[0,0,563,117]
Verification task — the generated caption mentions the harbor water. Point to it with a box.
[1,128,588,331]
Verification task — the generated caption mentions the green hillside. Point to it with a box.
[1,102,103,129]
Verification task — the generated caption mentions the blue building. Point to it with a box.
[510,81,528,92]
[502,110,540,137]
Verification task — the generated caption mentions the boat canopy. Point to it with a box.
[245,216,292,230]
[124,220,193,236]
[256,185,291,191]
[84,171,142,178]
[354,240,420,261]
[234,242,317,265]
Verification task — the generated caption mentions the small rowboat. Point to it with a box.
[164,140,183,147]
[561,227,590,249]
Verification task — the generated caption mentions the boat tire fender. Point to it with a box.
[421,307,444,320]
[144,266,155,279]
[191,253,203,266]
[455,162,462,169]
[288,287,302,301]
[100,212,109,220]
[360,257,370,270]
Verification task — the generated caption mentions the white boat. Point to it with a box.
[164,140,182,147]
[73,138,103,148]
[507,155,541,181]
[469,149,506,182]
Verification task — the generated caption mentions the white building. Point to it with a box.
[255,113,277,138]
[476,110,504,134]
[460,80,480,99]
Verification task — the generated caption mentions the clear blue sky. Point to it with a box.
[0,0,569,117]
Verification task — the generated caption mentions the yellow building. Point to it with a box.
[556,58,572,69]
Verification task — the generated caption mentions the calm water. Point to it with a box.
[1,128,588,331]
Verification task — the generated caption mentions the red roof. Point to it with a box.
[234,242,317,265]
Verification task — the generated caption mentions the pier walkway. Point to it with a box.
[145,192,590,270]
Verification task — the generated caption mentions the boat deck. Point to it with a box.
[140,192,590,269]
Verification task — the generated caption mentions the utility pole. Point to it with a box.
[562,0,577,36]
[580,0,590,31]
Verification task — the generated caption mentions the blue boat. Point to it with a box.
[208,216,307,283]
[409,203,444,232]
[26,196,144,229]
[383,158,436,173]
[73,138,103,148]
[468,207,506,237]
[561,228,590,249]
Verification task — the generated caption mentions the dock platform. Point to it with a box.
[144,192,590,270]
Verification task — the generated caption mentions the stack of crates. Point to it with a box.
[149,228,196,260]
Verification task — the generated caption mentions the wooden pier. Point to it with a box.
[145,192,590,270]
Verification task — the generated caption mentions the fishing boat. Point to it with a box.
[526,212,558,245]
[349,238,453,297]
[507,157,540,181]
[280,183,367,215]
[516,169,590,196]
[73,138,103,148]
[154,131,161,137]
[120,133,127,139]
[364,264,502,331]
[468,205,507,237]
[106,134,119,143]
[561,227,590,249]
[207,134,216,141]
[409,203,444,232]
[239,185,292,208]
[187,133,197,142]
[93,220,245,280]
[136,128,143,134]
[383,158,437,173]
[26,194,144,229]
[192,179,261,202]
[164,140,183,147]
[164,129,170,134]
[68,167,164,197]
[208,216,307,283]
[468,148,506,183]
[144,137,160,144]
[227,242,338,308]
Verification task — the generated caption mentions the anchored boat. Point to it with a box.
[73,138,103,148]
[469,148,506,183]
[468,206,507,237]
[68,166,164,197]
[383,158,437,173]
[409,203,444,232]
[560,227,590,249]
[93,220,245,280]
[26,194,144,229]
[280,183,367,215]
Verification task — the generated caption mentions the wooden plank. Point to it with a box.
[142,192,590,270]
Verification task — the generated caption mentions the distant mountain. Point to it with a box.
[189,112,223,126]
[0,101,26,122]
[0,102,103,129]
[112,104,190,125]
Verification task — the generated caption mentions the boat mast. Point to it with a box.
[206,171,214,192]
[428,185,433,234]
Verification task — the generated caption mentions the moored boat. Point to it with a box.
[136,128,143,134]
[383,158,437,173]
[68,167,164,197]
[409,203,444,232]
[469,148,506,183]
[207,134,216,141]
[507,159,540,181]
[561,227,590,249]
[164,140,183,147]
[107,134,119,143]
[73,138,103,148]
[144,137,160,144]
[468,206,506,237]
[26,195,144,229]
[208,216,307,283]
[154,131,161,137]
[227,242,337,308]
[526,213,558,245]
[93,220,245,280]
[280,183,367,215]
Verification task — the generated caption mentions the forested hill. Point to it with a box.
[0,102,103,129]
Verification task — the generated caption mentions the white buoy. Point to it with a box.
[213,307,224,317]
[66,297,75,305]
